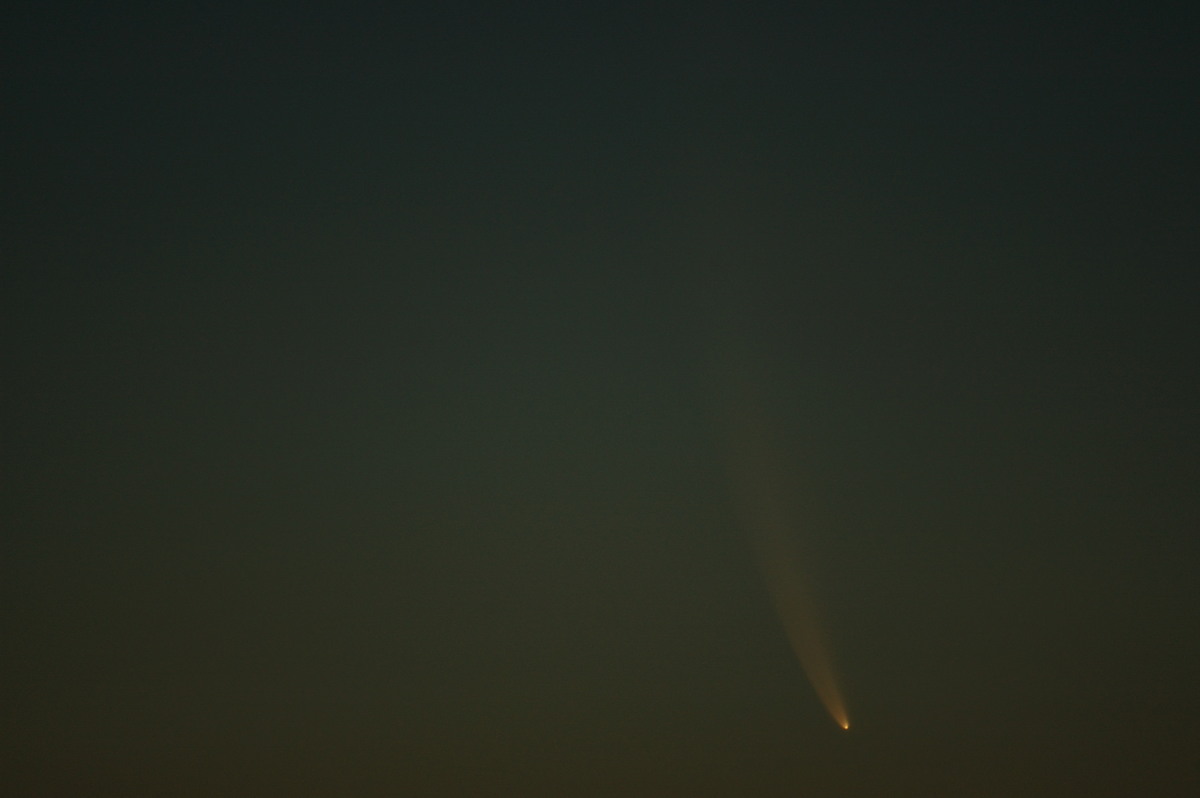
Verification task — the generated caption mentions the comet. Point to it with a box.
[720,352,851,733]
[693,264,852,731]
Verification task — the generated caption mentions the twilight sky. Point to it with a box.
[3,2,1198,796]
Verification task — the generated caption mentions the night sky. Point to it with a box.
[4,2,1198,795]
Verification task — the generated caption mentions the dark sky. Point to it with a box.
[4,2,1198,795]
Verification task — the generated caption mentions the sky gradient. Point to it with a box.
[4,2,1198,795]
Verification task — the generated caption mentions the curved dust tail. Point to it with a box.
[725,375,850,732]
